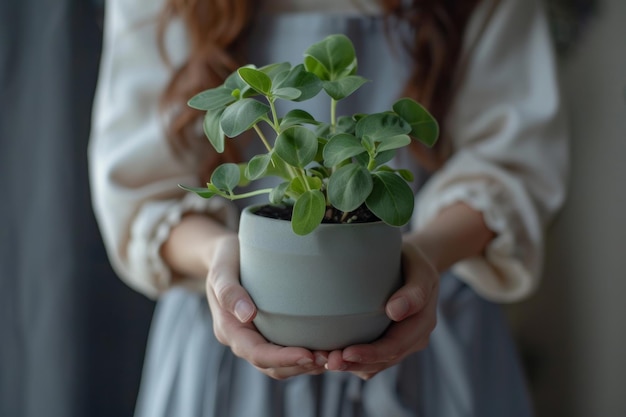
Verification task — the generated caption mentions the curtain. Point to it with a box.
[0,1,154,416]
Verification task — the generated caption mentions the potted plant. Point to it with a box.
[181,34,439,350]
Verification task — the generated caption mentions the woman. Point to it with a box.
[89,0,568,415]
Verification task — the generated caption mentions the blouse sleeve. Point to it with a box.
[413,0,569,302]
[88,0,238,298]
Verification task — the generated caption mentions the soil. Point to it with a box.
[253,204,381,224]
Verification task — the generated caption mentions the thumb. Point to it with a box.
[207,235,257,323]
[385,242,436,322]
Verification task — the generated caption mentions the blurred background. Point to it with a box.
[0,0,624,416]
[0,1,154,416]
[509,0,626,416]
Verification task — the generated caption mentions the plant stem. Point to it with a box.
[262,99,302,182]
[367,155,377,171]
[269,98,281,133]
[329,98,339,175]
[253,125,273,153]
[330,98,337,131]
[227,188,274,200]
[299,168,312,191]
[260,98,311,192]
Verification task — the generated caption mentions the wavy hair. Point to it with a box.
[157,0,484,173]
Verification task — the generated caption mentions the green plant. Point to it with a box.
[181,34,439,235]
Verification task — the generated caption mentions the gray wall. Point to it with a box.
[0,2,154,416]
[511,0,626,415]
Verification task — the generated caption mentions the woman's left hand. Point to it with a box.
[324,239,439,380]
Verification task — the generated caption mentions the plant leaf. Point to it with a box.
[353,149,396,168]
[177,184,218,199]
[220,98,270,137]
[188,87,236,111]
[264,153,294,180]
[361,135,375,154]
[288,176,323,196]
[392,98,439,147]
[203,108,225,153]
[321,76,368,100]
[245,153,272,180]
[307,165,330,180]
[304,34,357,81]
[280,109,319,130]
[225,65,252,90]
[292,190,326,235]
[303,56,330,81]
[275,126,318,168]
[314,122,332,139]
[210,163,240,193]
[275,64,323,102]
[321,119,362,139]
[375,166,415,182]
[259,62,291,79]
[223,66,256,98]
[269,182,290,204]
[375,149,396,166]
[236,163,250,187]
[376,134,411,152]
[328,163,373,212]
[336,115,356,134]
[365,172,414,226]
[238,67,272,95]
[396,168,414,182]
[355,113,411,142]
[322,133,366,167]
[273,87,302,100]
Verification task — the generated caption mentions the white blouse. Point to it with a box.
[89,0,568,302]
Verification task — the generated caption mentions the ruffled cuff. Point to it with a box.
[414,180,538,302]
[127,193,239,298]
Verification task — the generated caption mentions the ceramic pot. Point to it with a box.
[238,205,403,350]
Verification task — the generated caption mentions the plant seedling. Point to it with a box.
[182,34,439,235]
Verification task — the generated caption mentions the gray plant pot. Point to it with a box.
[238,205,403,351]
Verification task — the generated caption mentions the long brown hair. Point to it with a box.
[157,0,484,173]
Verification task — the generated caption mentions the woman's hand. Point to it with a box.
[205,234,327,380]
[324,202,495,379]
[325,240,439,380]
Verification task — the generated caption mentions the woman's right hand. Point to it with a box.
[205,234,327,379]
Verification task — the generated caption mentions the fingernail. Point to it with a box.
[388,297,409,321]
[234,300,254,322]
[314,353,327,367]
[344,354,361,363]
[297,357,314,367]
[325,362,348,371]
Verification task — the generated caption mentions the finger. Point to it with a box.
[206,236,257,323]
[313,351,329,368]
[229,331,325,379]
[233,336,317,370]
[257,362,326,380]
[325,350,348,371]
[209,295,318,367]
[206,290,322,380]
[342,304,437,366]
[386,242,438,322]
[306,367,327,376]
[206,285,315,366]
[350,370,379,381]
[241,344,325,380]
